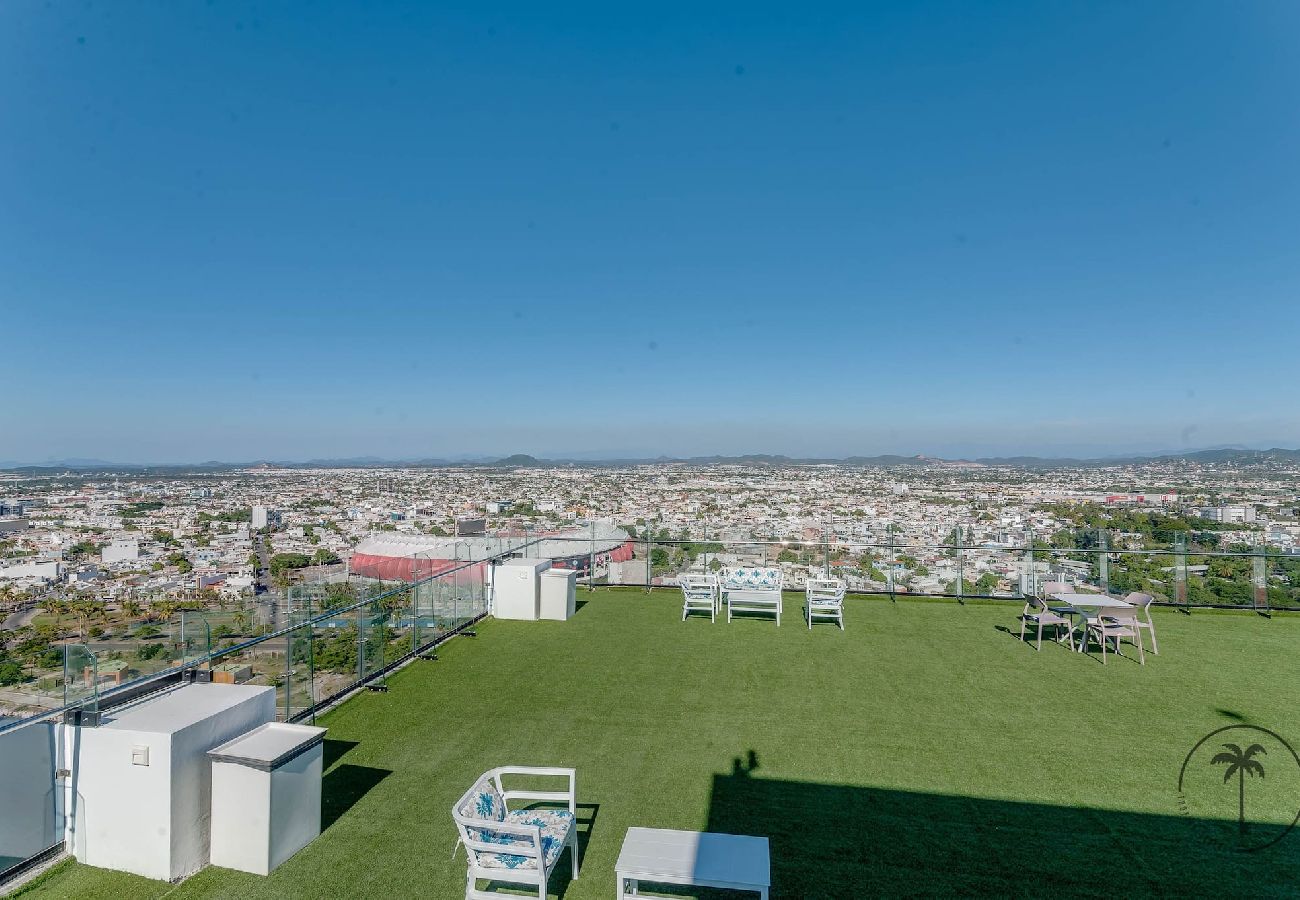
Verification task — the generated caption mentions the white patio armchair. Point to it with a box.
[720,567,784,626]
[805,577,846,630]
[452,766,580,900]
[680,574,718,622]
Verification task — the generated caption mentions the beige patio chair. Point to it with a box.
[1125,592,1158,654]
[1039,580,1074,611]
[1018,596,1073,650]
[1084,607,1144,665]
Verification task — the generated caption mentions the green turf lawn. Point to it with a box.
[12,590,1300,899]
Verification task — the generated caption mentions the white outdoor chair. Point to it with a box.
[452,766,579,900]
[805,577,846,630]
[1083,608,1145,665]
[680,574,718,622]
[720,567,784,626]
[1124,591,1158,654]
[1018,595,1074,650]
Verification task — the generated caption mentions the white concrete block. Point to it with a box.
[73,683,275,881]
[208,723,326,875]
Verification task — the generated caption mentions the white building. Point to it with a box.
[101,538,140,564]
[251,506,281,529]
[0,558,62,582]
[1199,505,1257,524]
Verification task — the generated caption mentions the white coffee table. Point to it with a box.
[616,827,770,899]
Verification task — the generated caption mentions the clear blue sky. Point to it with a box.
[3,1,1298,462]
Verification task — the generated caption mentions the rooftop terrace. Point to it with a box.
[12,590,1300,898]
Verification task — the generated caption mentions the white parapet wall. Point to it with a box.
[70,683,275,881]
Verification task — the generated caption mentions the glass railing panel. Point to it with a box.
[284,619,315,722]
[62,643,98,713]
[207,623,288,697]
[309,615,358,700]
[179,612,211,668]
[357,594,392,685]
[0,721,59,871]
[413,574,447,650]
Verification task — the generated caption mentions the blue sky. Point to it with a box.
[3,1,1298,462]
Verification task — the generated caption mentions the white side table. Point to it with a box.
[615,827,770,899]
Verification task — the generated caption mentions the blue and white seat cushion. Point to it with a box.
[475,809,574,870]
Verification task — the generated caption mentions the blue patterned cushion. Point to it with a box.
[459,775,506,843]
[723,568,782,591]
[476,809,574,870]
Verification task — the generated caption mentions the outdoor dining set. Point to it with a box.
[679,567,846,629]
[1019,581,1158,664]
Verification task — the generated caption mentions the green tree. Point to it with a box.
[0,659,23,685]
[269,553,312,576]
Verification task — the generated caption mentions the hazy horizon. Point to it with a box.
[5,438,1299,468]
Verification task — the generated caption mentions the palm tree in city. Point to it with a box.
[1211,742,1267,834]
[41,597,66,634]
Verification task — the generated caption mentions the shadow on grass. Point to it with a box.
[323,738,359,770]
[705,751,1299,896]
[322,763,392,830]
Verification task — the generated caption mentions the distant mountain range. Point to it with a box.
[3,447,1300,474]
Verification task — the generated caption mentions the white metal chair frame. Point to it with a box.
[805,577,846,630]
[720,567,784,626]
[452,766,580,900]
[680,574,718,622]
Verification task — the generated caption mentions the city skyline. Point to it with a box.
[4,2,1299,461]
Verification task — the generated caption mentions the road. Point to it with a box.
[2,603,40,631]
[255,532,281,629]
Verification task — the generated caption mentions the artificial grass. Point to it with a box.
[12,591,1300,898]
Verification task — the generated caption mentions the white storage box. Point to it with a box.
[539,568,578,620]
[493,558,551,620]
[208,722,327,875]
[73,683,276,880]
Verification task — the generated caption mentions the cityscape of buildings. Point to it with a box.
[2,454,1296,605]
